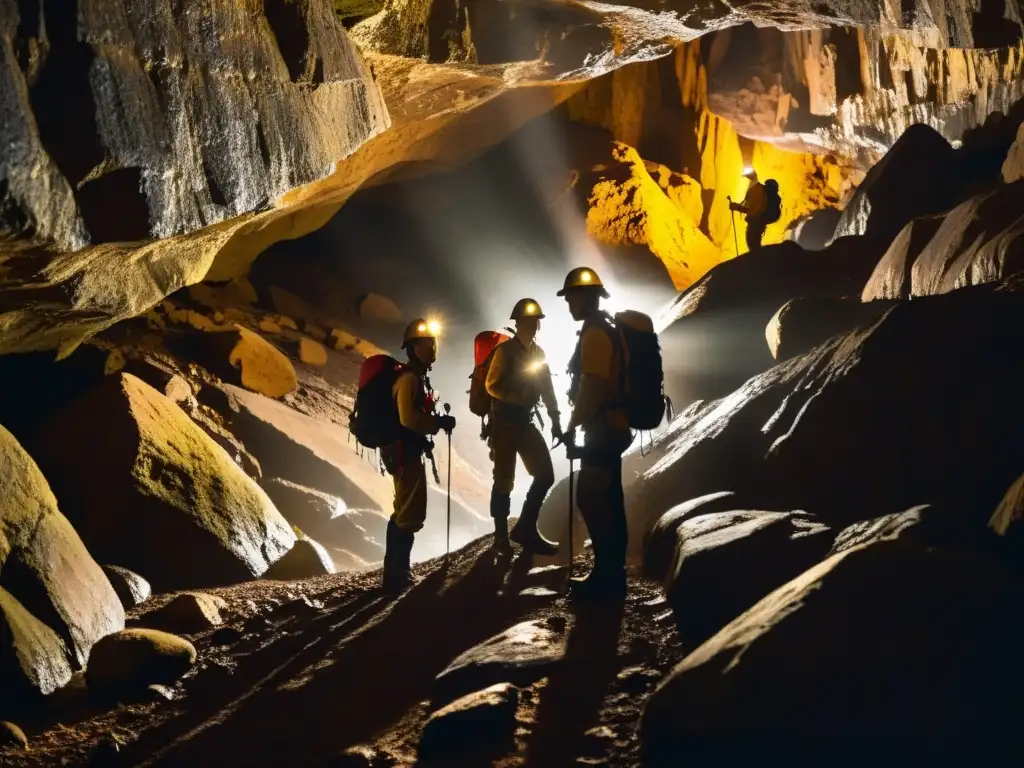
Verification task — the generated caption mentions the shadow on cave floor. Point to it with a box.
[118,541,551,767]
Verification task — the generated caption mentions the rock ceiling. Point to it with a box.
[0,0,1022,353]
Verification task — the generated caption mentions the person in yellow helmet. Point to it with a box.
[380,318,455,591]
[730,168,768,252]
[484,298,563,555]
[558,267,632,601]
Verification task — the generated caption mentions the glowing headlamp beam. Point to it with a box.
[426,319,442,336]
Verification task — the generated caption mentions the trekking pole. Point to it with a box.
[727,195,740,257]
[567,457,575,590]
[444,403,452,564]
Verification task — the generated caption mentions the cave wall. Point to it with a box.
[566,43,856,261]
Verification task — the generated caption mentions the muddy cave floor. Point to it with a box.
[4,541,684,767]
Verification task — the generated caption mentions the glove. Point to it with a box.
[437,414,456,434]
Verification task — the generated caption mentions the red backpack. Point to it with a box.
[467,330,510,418]
[349,354,407,448]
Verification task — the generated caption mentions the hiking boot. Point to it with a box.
[568,568,627,602]
[382,521,419,592]
[510,520,559,556]
[493,516,512,552]
[510,480,559,556]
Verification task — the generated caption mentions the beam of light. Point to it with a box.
[426,319,442,336]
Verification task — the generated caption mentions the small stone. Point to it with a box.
[145,684,176,701]
[419,683,519,762]
[259,317,283,334]
[264,538,335,581]
[0,721,28,749]
[139,593,223,634]
[518,586,559,598]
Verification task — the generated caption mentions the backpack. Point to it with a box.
[468,330,511,418]
[570,311,668,431]
[763,181,782,224]
[349,354,407,448]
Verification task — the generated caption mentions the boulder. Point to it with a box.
[0,721,28,749]
[259,317,283,334]
[330,328,386,358]
[663,510,832,648]
[908,181,1024,297]
[1002,123,1024,183]
[641,541,1024,763]
[139,593,225,634]
[765,295,897,361]
[261,477,346,534]
[860,214,944,300]
[194,326,298,398]
[643,491,738,581]
[626,275,1024,554]
[218,384,489,555]
[263,537,336,581]
[268,286,319,325]
[31,374,295,591]
[85,629,196,695]
[357,293,404,324]
[830,504,998,556]
[0,423,124,711]
[102,566,152,609]
[298,338,328,366]
[658,236,889,406]
[418,683,519,763]
[433,618,567,709]
[831,123,960,243]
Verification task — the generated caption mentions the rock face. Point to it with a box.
[86,628,197,695]
[32,373,296,591]
[0,0,388,251]
[862,181,1024,300]
[657,236,887,406]
[765,295,896,361]
[630,275,1024,559]
[0,423,124,710]
[829,504,994,556]
[641,541,1024,763]
[644,492,739,581]
[831,124,960,242]
[662,510,832,647]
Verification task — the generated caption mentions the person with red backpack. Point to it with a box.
[482,298,563,555]
[349,318,455,591]
[558,266,668,601]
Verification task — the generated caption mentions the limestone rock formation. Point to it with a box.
[641,541,1024,763]
[31,373,296,591]
[990,471,1024,536]
[0,721,28,749]
[262,477,347,534]
[643,492,739,581]
[829,504,996,556]
[629,274,1024,562]
[102,565,153,610]
[86,628,197,695]
[661,510,832,647]
[860,214,945,299]
[0,423,124,710]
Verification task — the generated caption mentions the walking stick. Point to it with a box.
[727,195,741,257]
[443,403,452,563]
[567,457,575,590]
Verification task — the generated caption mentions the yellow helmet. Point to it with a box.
[510,298,545,320]
[403,318,440,345]
[556,266,610,298]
